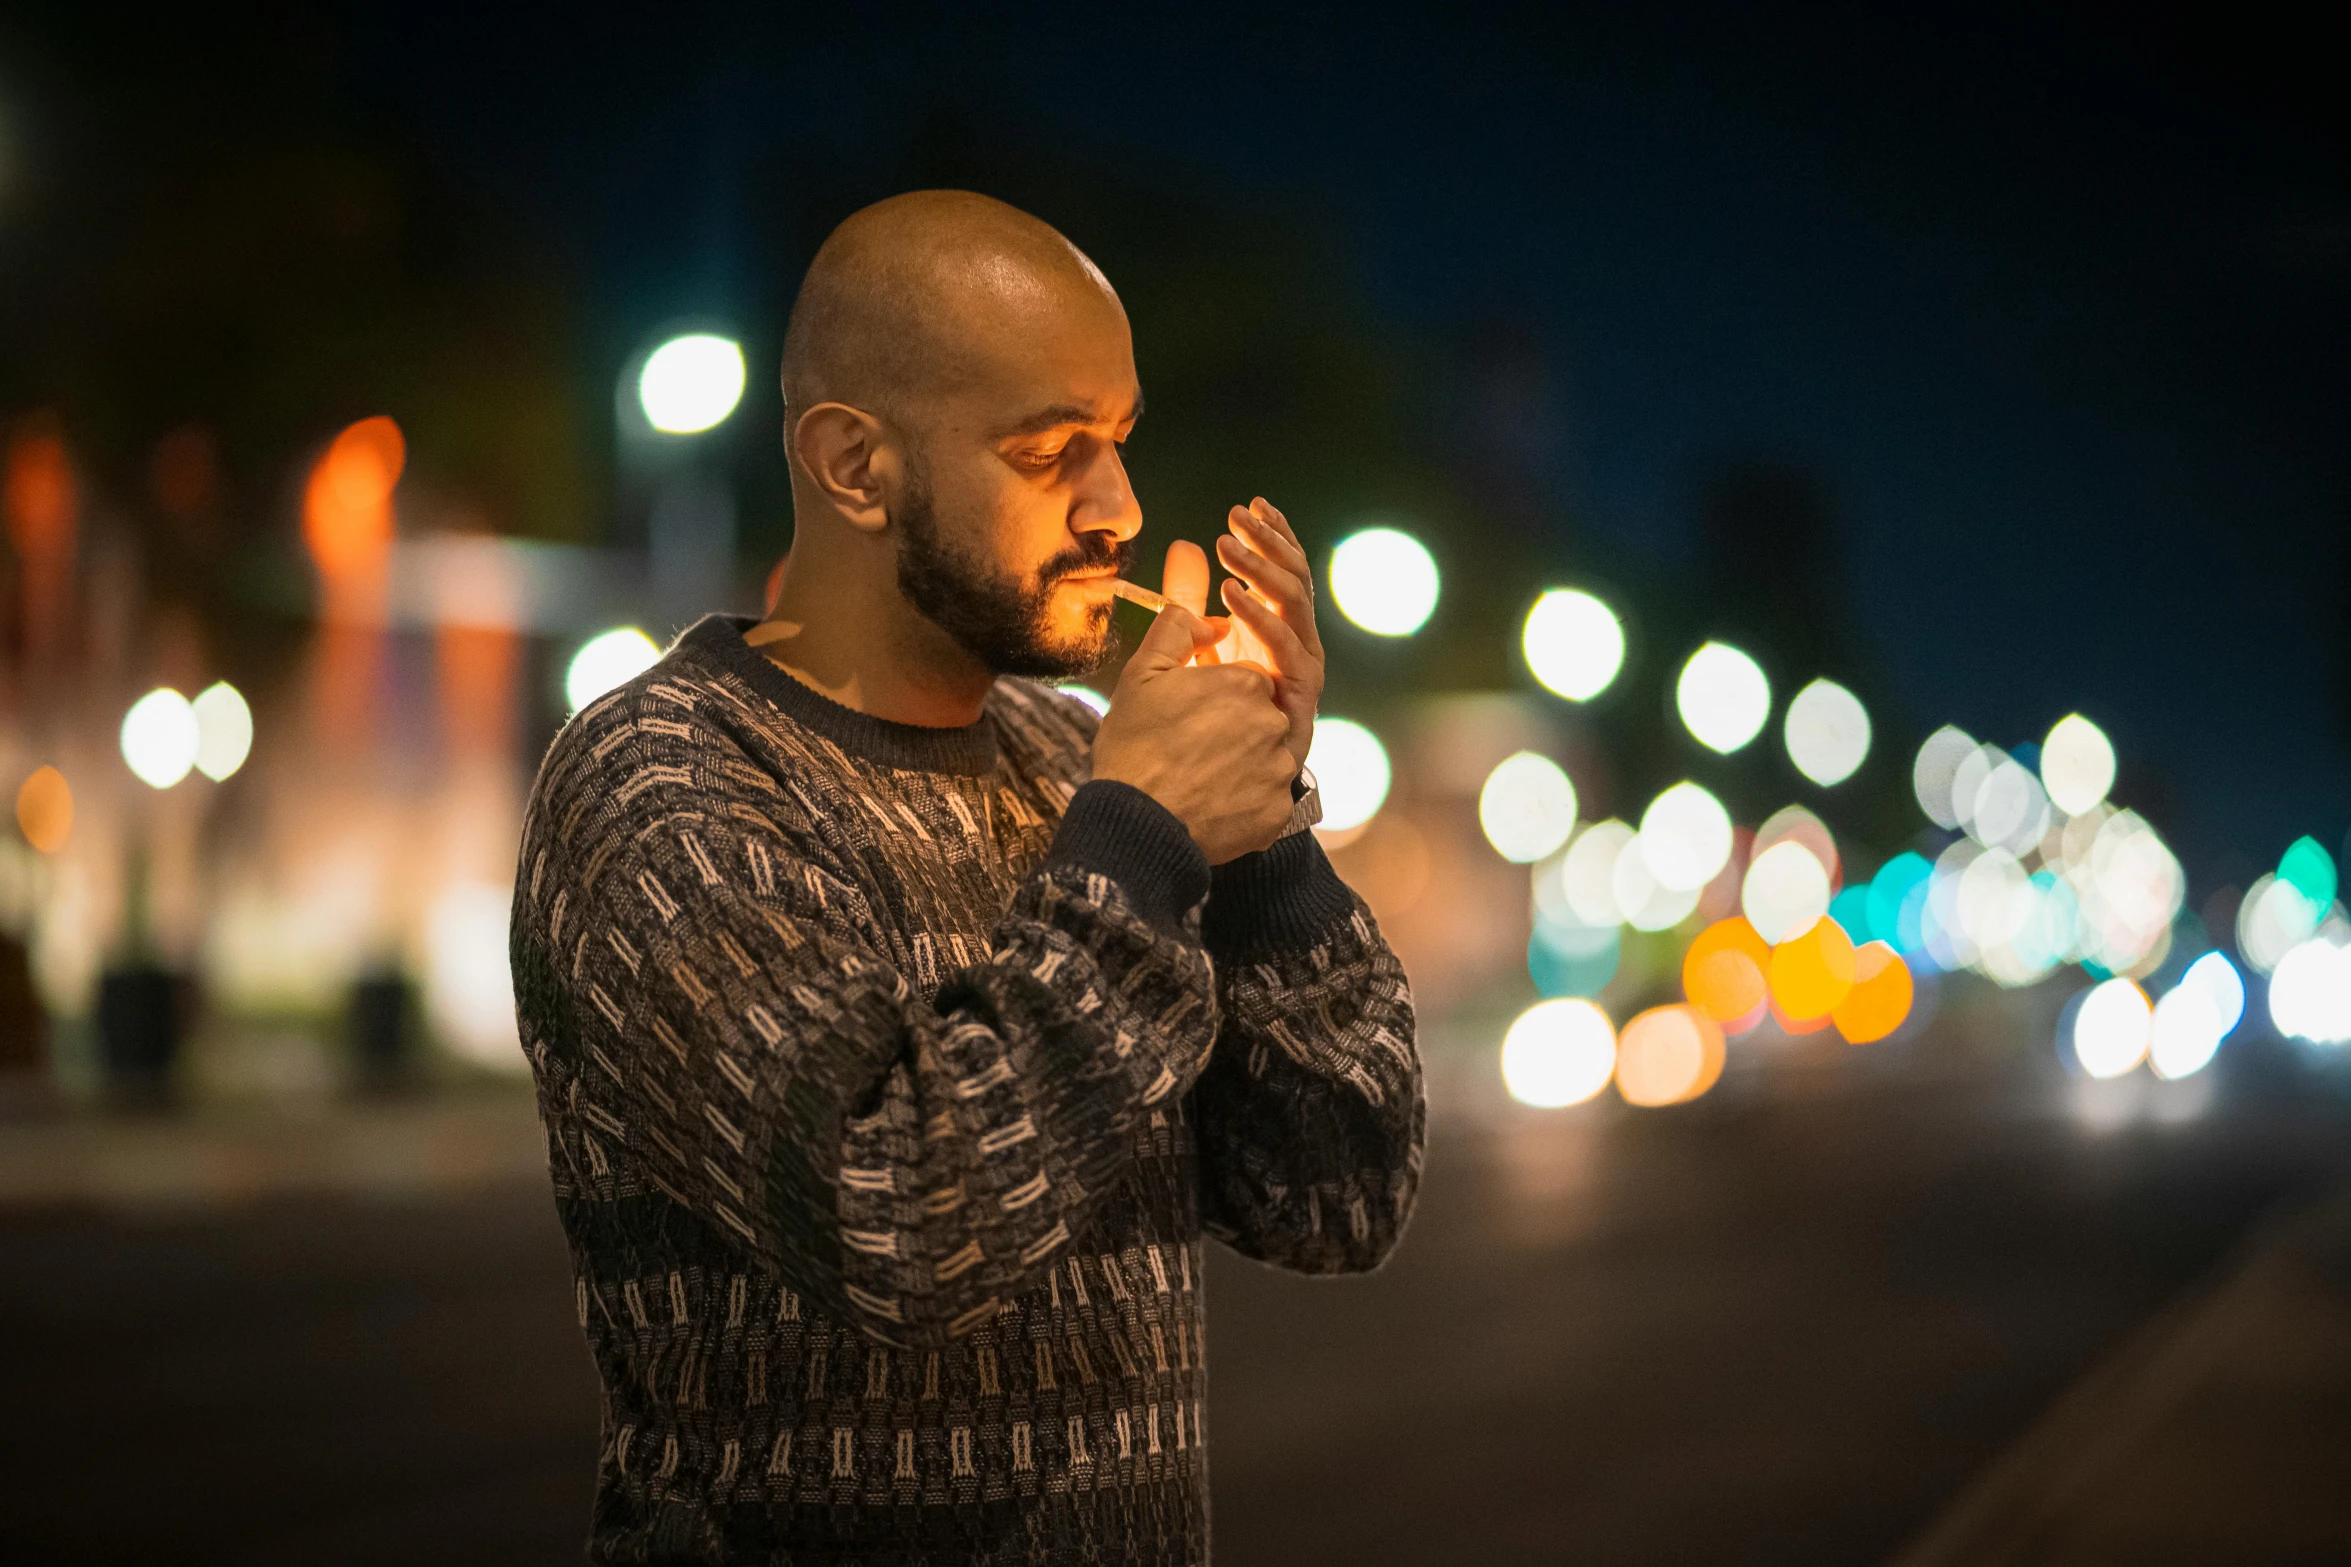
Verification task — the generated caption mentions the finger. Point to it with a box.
[1230,503,1310,580]
[1215,533,1308,617]
[1160,539,1211,617]
[1123,602,1215,677]
[1221,576,1313,674]
[1248,497,1309,566]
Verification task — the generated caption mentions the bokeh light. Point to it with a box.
[1742,839,1832,945]
[566,627,663,714]
[2269,938,2351,1045]
[1784,678,1871,786]
[1528,915,1620,999]
[191,681,254,781]
[638,333,747,434]
[2277,836,2338,915]
[1329,527,1440,636]
[14,765,72,853]
[121,687,200,789]
[2040,713,2116,816]
[1559,820,1637,926]
[1615,1005,1726,1107]
[303,416,404,584]
[1753,804,1839,889]
[1912,725,1977,829]
[1968,756,2049,854]
[2180,950,2246,1037]
[1479,751,1578,863]
[1638,781,1733,892]
[1769,916,1857,1021]
[1832,942,1914,1042]
[1522,589,1626,702]
[2072,977,2152,1078]
[1307,717,1392,834]
[2148,983,2225,1080]
[1611,836,1702,931]
[1500,999,1618,1108]
[1683,917,1770,1023]
[1061,685,1111,716]
[1675,642,1771,754]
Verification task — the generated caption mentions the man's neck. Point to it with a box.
[753,575,996,729]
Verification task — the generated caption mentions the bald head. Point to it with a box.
[781,191,1123,423]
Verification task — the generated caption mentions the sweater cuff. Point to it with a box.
[1045,780,1211,936]
[1201,828,1357,959]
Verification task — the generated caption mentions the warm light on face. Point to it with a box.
[191,681,254,781]
[566,627,663,713]
[121,688,200,789]
[1329,527,1440,636]
[638,334,747,434]
[1783,678,1871,786]
[1308,717,1391,834]
[1676,641,1771,754]
[1522,589,1625,702]
[1500,998,1618,1108]
[1478,751,1577,863]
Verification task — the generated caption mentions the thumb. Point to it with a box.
[1123,604,1216,679]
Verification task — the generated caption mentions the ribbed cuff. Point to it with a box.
[1045,781,1211,936]
[1201,829,1357,959]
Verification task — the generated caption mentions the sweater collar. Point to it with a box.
[675,614,1003,777]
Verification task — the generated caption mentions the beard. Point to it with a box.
[892,463,1133,680]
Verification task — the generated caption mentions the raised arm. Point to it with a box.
[511,608,1299,1349]
[1192,829,1424,1273]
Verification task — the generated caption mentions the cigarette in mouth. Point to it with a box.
[1109,580,1171,613]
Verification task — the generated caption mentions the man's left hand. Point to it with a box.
[1213,497,1324,772]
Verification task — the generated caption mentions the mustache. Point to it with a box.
[1037,532,1138,586]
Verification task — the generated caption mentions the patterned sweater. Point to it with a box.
[509,615,1423,1566]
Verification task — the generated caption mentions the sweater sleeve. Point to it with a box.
[510,687,1219,1350]
[1190,829,1425,1274]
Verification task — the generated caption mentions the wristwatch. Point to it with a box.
[1282,765,1323,838]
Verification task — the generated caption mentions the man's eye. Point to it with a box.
[1018,448,1065,469]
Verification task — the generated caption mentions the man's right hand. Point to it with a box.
[1091,602,1298,864]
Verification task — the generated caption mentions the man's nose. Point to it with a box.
[1072,443,1142,545]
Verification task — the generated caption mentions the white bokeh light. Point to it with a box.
[1478,751,1578,864]
[1500,999,1618,1108]
[566,627,663,713]
[121,688,200,789]
[2269,939,2351,1045]
[1741,839,1832,944]
[191,681,254,781]
[1522,589,1625,702]
[1637,781,1733,892]
[1560,820,1637,926]
[2237,873,2319,974]
[426,880,526,1071]
[2072,977,2152,1079]
[1329,527,1440,636]
[1308,717,1391,833]
[638,333,747,434]
[2041,713,2117,816]
[2149,983,2225,1080]
[1783,678,1871,787]
[1060,685,1111,716]
[1676,642,1771,754]
[2181,950,2246,1036]
[1913,725,1978,829]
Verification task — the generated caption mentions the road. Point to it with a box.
[3,1021,2346,1564]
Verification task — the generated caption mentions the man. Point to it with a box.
[510,190,1422,1565]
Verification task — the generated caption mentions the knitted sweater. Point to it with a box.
[509,614,1423,1566]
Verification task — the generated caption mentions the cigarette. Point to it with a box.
[1109,580,1170,613]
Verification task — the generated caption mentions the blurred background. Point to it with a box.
[3,5,2348,1563]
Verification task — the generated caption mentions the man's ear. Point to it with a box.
[790,403,898,535]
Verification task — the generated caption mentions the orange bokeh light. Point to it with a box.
[1833,940,1914,1043]
[1616,1004,1727,1107]
[1683,917,1771,1022]
[303,416,405,585]
[15,765,73,854]
[1767,915,1857,1020]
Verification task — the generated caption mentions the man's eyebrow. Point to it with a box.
[996,397,1145,439]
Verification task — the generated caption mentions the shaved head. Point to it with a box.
[781,190,1123,423]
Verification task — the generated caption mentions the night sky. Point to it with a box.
[35,6,2351,874]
